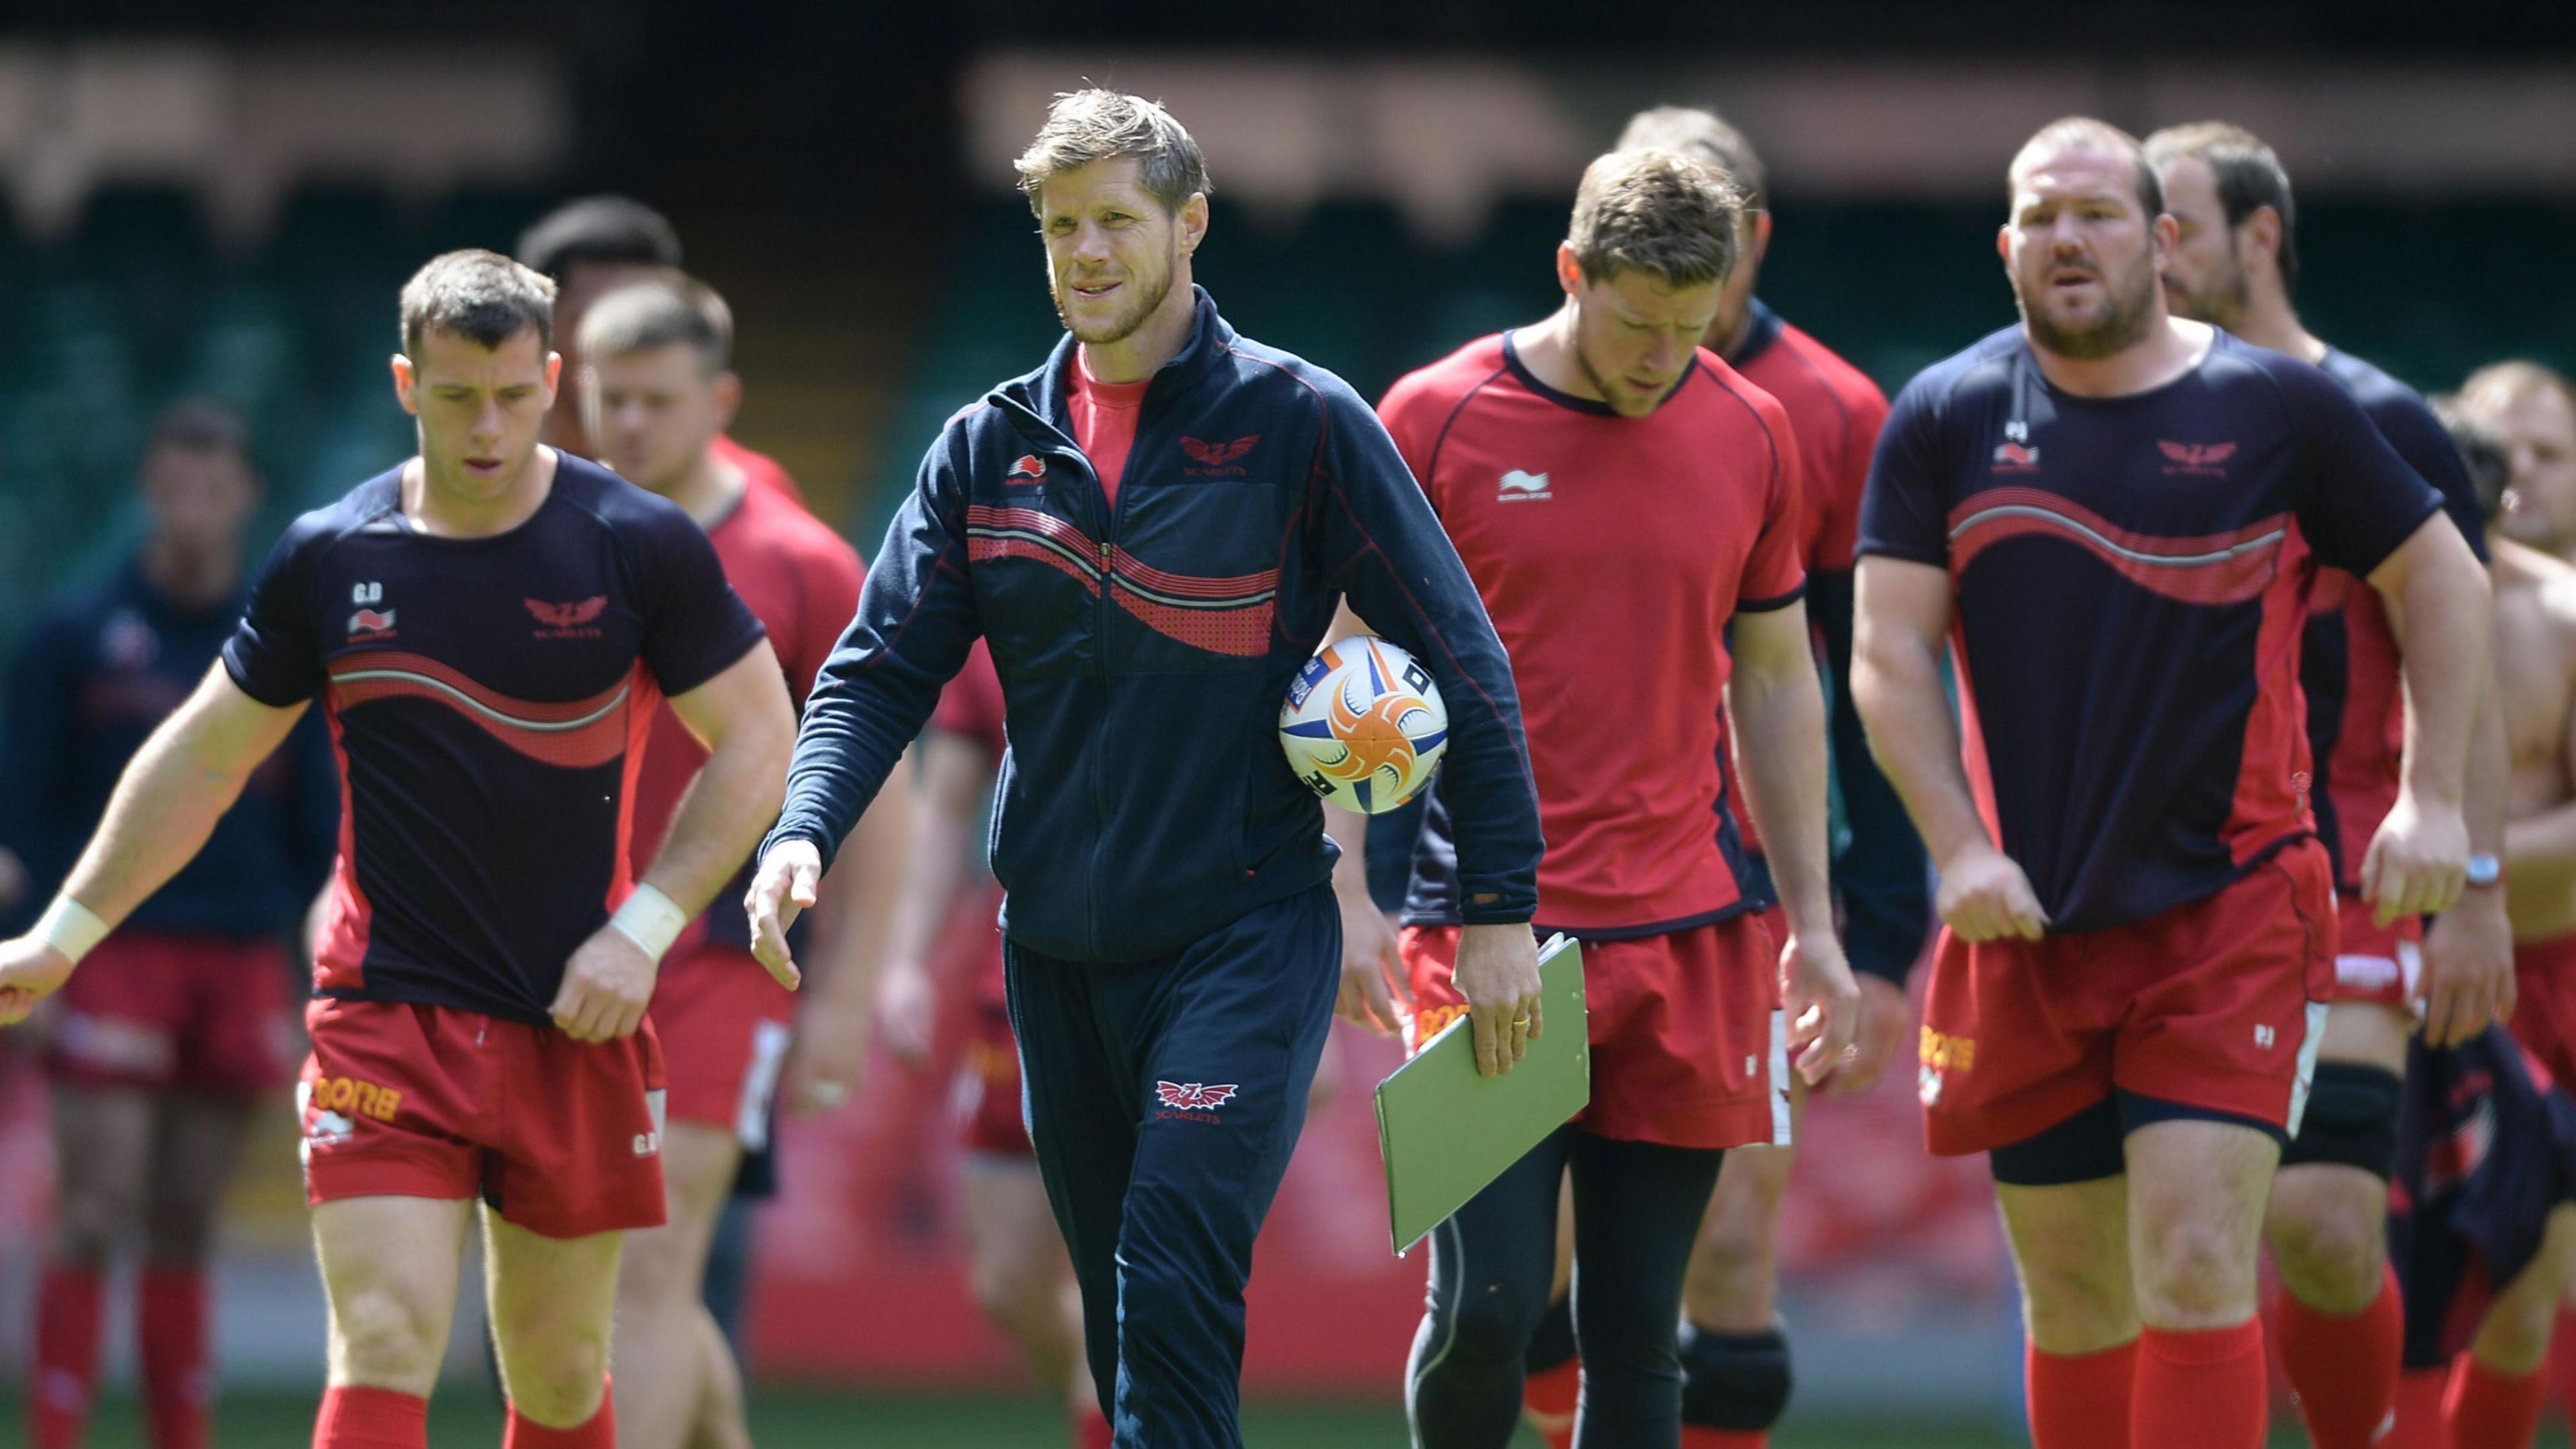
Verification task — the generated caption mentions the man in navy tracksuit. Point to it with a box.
[745,91,1545,1446]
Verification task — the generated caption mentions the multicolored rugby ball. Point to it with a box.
[1279,635,1449,814]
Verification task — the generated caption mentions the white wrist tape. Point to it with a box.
[34,896,110,965]
[606,883,689,962]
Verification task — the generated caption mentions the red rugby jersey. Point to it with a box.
[713,433,806,506]
[1381,331,1804,936]
[929,639,1009,1006]
[1722,301,1892,859]
[629,478,866,949]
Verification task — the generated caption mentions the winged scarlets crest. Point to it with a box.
[2157,441,2239,468]
[1154,1081,1240,1112]
[525,596,608,628]
[1180,435,1259,466]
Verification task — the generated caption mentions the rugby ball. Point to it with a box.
[1279,635,1448,814]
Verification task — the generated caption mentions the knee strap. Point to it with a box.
[1680,1322,1792,1431]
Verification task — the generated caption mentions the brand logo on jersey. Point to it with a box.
[2159,439,2238,477]
[1498,469,1553,501]
[347,608,398,640]
[2254,1023,2276,1051]
[307,1073,402,1124]
[633,1130,661,1157]
[1007,454,1048,483]
[1920,1026,1976,1075]
[1991,441,2041,472]
[1180,435,1260,476]
[1154,1081,1239,1122]
[526,595,608,639]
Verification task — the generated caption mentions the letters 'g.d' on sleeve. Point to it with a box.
[631,504,768,698]
[2279,364,2447,580]
[1739,391,1809,613]
[222,519,332,707]
[1855,376,1957,570]
[1321,377,1542,924]
[763,429,983,872]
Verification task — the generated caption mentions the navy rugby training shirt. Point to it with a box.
[1858,327,2445,934]
[221,453,766,1023]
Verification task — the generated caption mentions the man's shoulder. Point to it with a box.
[550,452,702,541]
[1892,326,2022,419]
[725,483,862,576]
[1383,334,1513,409]
[1756,317,1890,411]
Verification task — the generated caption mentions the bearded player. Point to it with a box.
[1346,147,1857,1449]
[0,250,796,1449]
[1855,119,2489,1449]
[1489,105,1933,1449]
[2145,120,2516,1449]
[580,272,907,1449]
[746,91,1542,1447]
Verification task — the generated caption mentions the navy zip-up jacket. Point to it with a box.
[765,288,1542,963]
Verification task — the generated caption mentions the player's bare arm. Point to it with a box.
[871,731,985,1065]
[0,664,305,1022]
[2419,641,2516,1044]
[553,640,794,1042]
[1852,555,2047,943]
[2359,514,2489,924]
[781,753,913,1112]
[2498,547,2576,936]
[1727,600,1861,1082]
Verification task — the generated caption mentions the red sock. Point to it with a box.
[1680,1428,1768,1447]
[1073,1402,1112,1449]
[503,1379,615,1448]
[140,1266,212,1449]
[2132,1322,2267,1449]
[2383,1367,2451,1449]
[2449,1356,2550,1449]
[2274,1265,2404,1449]
[2553,1311,2576,1416]
[1522,1356,1579,1449]
[2027,1339,2137,1449]
[33,1265,105,1449]
[311,1385,427,1449]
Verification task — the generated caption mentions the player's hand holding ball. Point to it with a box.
[745,839,822,988]
[2363,789,2469,926]
[1452,923,1542,1078]
[0,936,75,1027]
[1780,930,1862,1086]
[1936,841,2048,943]
[552,927,659,1042]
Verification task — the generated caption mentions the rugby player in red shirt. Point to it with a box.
[1854,119,2490,1449]
[579,272,907,1449]
[1346,146,1858,1449]
[0,251,798,1449]
[1504,105,1935,1449]
[2145,120,2516,1449]
[517,195,804,504]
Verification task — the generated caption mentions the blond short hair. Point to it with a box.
[2009,116,2161,217]
[1014,89,1210,217]
[1616,106,1766,212]
[2463,360,2576,418]
[578,271,734,373]
[1567,148,1742,290]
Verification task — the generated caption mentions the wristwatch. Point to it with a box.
[2466,852,2504,888]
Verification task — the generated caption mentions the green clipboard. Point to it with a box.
[1374,934,1589,1256]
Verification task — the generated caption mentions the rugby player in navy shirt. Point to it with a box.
[0,250,796,1449]
[1854,118,2491,1449]
[0,401,335,1449]
[2145,120,2517,1449]
[746,91,1543,1449]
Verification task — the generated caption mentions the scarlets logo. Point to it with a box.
[2159,440,2239,477]
[526,596,608,639]
[1180,435,1260,476]
[1007,454,1047,484]
[1154,1081,1240,1122]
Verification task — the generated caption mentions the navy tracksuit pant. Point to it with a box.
[1005,883,1340,1449]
